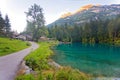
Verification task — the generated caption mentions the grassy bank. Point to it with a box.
[0,37,30,56]
[16,41,91,80]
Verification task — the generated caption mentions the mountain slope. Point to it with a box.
[47,4,120,27]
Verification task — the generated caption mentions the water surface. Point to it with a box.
[52,43,120,77]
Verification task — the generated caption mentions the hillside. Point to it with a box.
[47,4,120,27]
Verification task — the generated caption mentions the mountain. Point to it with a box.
[47,4,120,27]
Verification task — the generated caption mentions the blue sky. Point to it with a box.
[0,0,120,32]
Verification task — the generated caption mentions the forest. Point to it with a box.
[48,15,120,44]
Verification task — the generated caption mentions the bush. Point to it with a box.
[26,42,31,46]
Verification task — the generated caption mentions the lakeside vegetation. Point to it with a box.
[0,37,30,56]
[16,41,91,80]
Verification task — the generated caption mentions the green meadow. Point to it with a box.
[0,37,30,56]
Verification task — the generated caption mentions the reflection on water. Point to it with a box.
[52,43,120,77]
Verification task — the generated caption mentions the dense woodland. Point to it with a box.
[0,11,11,37]
[48,15,120,43]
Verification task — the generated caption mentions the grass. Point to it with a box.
[25,41,54,70]
[114,38,120,46]
[0,37,30,56]
[16,41,91,80]
[16,74,34,80]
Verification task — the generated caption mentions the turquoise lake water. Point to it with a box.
[52,43,120,77]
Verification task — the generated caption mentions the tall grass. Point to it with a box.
[16,41,91,80]
[25,42,54,70]
[0,37,29,56]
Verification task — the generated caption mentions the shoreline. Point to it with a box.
[93,77,120,80]
[17,59,120,80]
[48,59,61,69]
[51,42,120,80]
[16,41,120,80]
[49,59,120,80]
[50,57,120,80]
[49,56,120,80]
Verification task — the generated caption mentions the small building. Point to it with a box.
[15,35,26,41]
[39,36,48,41]
[12,31,19,38]
[25,35,32,41]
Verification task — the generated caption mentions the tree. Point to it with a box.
[25,4,45,41]
[5,14,11,37]
[0,11,5,36]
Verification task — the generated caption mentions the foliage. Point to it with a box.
[55,67,90,80]
[48,15,120,44]
[0,37,29,56]
[15,74,34,80]
[0,11,5,36]
[16,41,91,80]
[0,11,11,37]
[25,4,47,42]
[4,14,11,37]
[42,66,91,80]
[25,42,55,70]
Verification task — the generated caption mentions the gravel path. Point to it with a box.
[0,42,39,80]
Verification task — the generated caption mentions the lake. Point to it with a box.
[52,43,120,77]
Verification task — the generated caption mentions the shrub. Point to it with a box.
[26,42,31,46]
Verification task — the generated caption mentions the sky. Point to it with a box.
[0,0,120,33]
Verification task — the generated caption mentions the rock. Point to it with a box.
[25,69,30,74]
[16,60,33,75]
[48,59,61,69]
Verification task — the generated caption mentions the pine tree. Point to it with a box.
[0,11,5,36]
[5,14,11,37]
